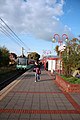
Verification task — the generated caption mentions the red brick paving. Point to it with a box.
[0,69,80,120]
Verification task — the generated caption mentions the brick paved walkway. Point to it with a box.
[0,68,80,120]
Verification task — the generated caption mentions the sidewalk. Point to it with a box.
[0,68,80,120]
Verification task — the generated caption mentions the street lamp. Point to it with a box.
[62,34,68,42]
[52,33,68,74]
[52,34,62,45]
[52,33,68,45]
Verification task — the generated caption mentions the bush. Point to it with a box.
[61,75,80,84]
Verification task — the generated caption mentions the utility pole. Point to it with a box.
[22,47,24,57]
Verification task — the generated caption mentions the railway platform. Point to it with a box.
[0,68,80,120]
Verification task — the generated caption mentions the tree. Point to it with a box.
[0,46,9,66]
[62,38,80,76]
[27,52,40,61]
[9,53,17,65]
[54,45,59,56]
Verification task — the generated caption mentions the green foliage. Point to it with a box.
[55,45,59,56]
[55,37,80,84]
[0,46,9,66]
[61,75,80,84]
[62,38,80,76]
[27,52,40,61]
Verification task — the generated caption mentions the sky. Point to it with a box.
[0,0,80,58]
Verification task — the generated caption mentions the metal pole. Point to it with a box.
[52,33,68,74]
[22,47,24,57]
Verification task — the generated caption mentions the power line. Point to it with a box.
[0,18,30,51]
[0,23,23,47]
[0,26,22,47]
[0,28,23,54]
[0,22,19,41]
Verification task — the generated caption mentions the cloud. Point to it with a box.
[0,0,73,41]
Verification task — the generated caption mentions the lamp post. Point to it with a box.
[62,34,68,42]
[52,33,68,45]
[52,33,68,74]
[52,34,62,45]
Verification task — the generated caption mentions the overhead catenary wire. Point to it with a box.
[0,18,30,51]
[0,19,22,48]
[0,22,24,47]
[0,26,23,47]
[0,22,22,43]
[0,18,30,50]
